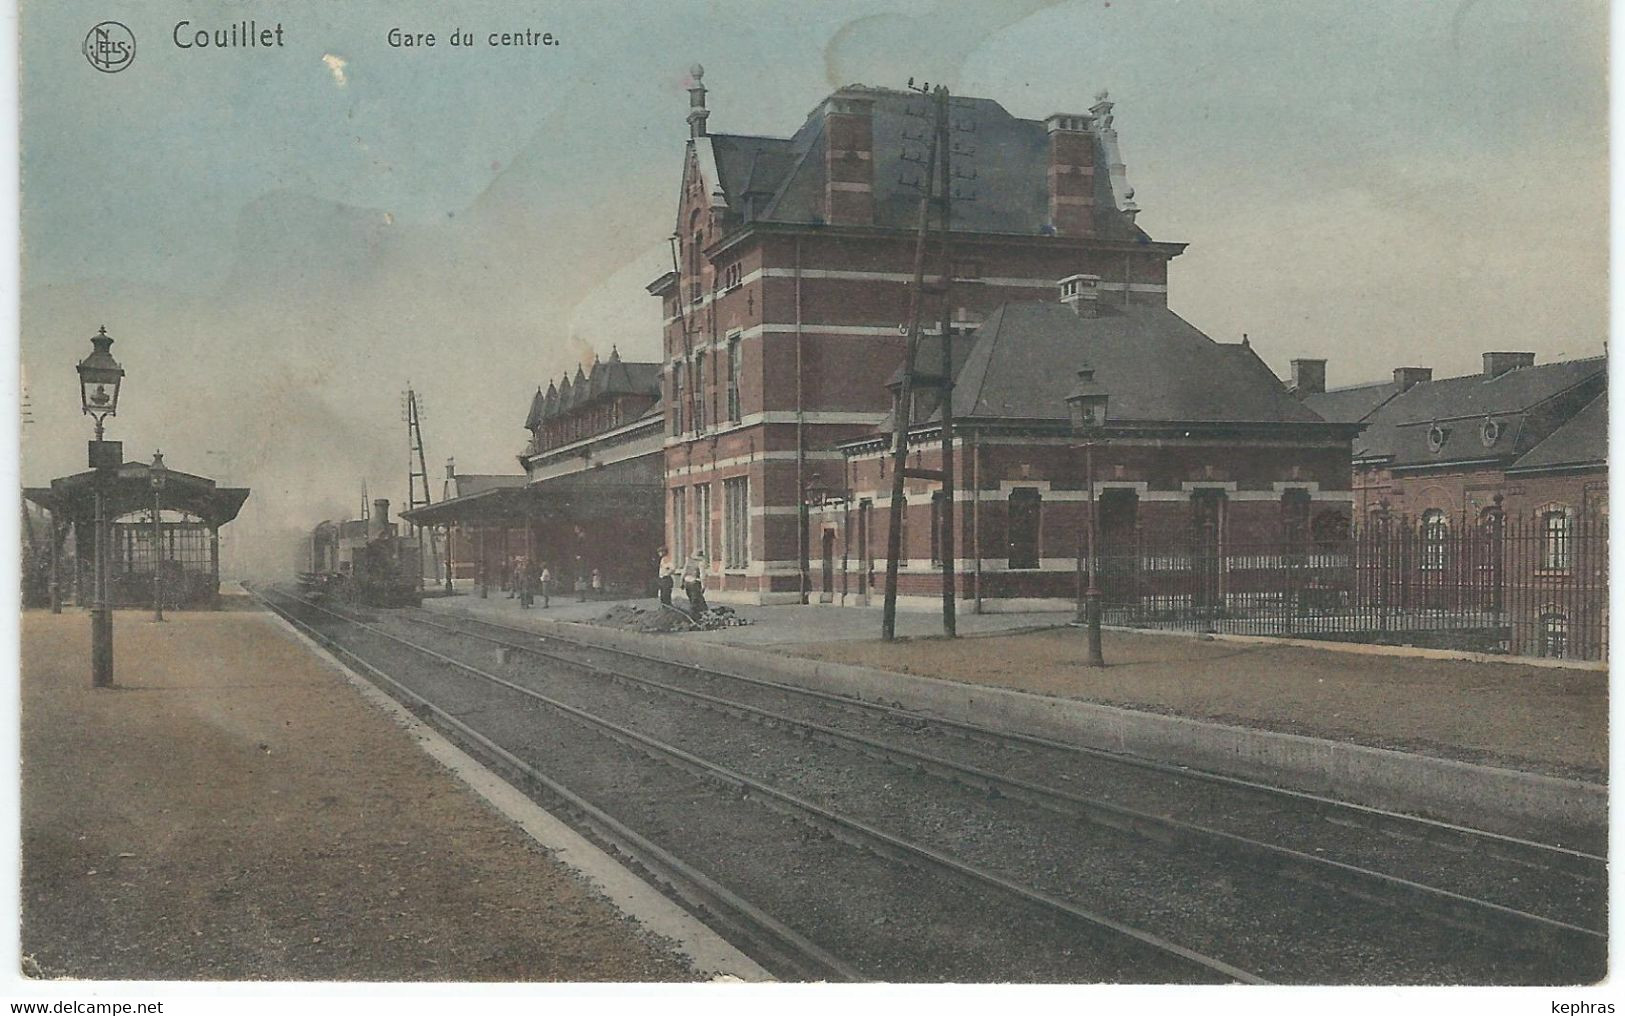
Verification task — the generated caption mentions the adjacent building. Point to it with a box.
[1300,352,1607,522]
[405,347,665,596]
[1302,353,1608,659]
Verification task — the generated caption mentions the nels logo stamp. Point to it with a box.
[83,21,135,73]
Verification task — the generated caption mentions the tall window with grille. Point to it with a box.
[1542,508,1572,570]
[723,477,750,569]
[726,336,742,423]
[1007,488,1041,570]
[671,488,687,561]
[694,483,712,561]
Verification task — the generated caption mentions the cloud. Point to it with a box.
[322,53,348,87]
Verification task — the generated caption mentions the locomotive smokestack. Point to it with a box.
[370,499,390,540]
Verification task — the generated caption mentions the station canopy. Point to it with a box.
[25,460,250,528]
[402,463,659,528]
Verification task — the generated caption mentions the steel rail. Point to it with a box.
[251,587,859,983]
[440,609,1607,870]
[400,609,1606,952]
[264,588,1261,984]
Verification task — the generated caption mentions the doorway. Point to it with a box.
[821,529,835,603]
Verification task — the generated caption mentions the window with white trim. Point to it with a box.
[723,477,750,569]
[694,351,707,433]
[671,488,687,561]
[694,483,712,561]
[671,362,685,435]
[1542,508,1572,570]
[1420,509,1449,571]
[726,336,742,423]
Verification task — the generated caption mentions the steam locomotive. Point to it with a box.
[304,499,423,608]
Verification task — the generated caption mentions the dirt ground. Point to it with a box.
[20,605,699,982]
[776,628,1607,779]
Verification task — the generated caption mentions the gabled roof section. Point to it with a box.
[935,301,1327,426]
[1508,392,1607,473]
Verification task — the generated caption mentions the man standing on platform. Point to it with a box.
[656,546,674,606]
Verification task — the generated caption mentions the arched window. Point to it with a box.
[1420,509,1449,570]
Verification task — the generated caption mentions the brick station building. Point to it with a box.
[652,68,1192,604]
[651,68,1360,608]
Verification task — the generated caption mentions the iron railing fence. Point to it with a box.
[1092,509,1607,662]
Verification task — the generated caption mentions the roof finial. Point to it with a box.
[687,63,710,138]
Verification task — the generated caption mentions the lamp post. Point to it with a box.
[149,450,167,622]
[1065,366,1108,668]
[77,326,126,688]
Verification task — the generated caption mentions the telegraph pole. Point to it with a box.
[403,386,437,589]
[934,86,957,638]
[883,82,960,641]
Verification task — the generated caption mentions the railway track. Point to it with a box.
[254,586,1606,983]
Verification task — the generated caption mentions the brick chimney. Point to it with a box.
[1290,359,1327,397]
[824,90,874,226]
[1045,113,1095,237]
[1058,274,1101,317]
[1483,352,1535,379]
[1393,366,1432,391]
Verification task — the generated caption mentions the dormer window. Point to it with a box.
[1426,424,1449,453]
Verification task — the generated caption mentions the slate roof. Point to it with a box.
[917,301,1331,427]
[701,87,1149,240]
[1349,356,1605,468]
[1301,381,1405,425]
[1508,392,1607,473]
[530,347,662,425]
[453,474,526,496]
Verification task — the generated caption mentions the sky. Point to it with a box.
[16,0,1609,578]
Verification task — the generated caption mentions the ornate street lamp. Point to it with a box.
[76,326,125,688]
[1065,366,1108,668]
[150,450,167,622]
[77,326,124,442]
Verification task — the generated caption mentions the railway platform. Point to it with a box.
[19,595,708,981]
[421,590,1606,841]
[422,590,1606,779]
